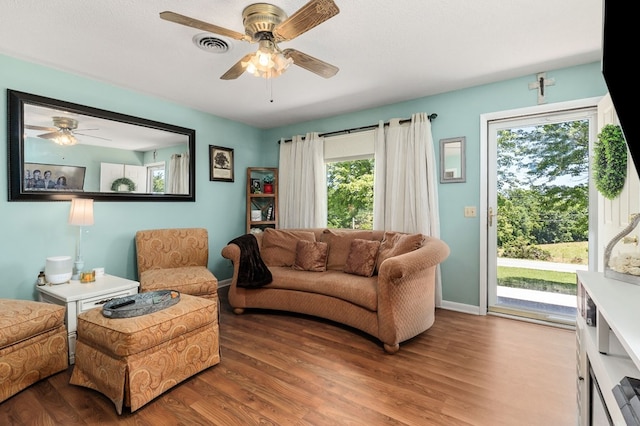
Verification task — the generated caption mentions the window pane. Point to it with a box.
[147,164,165,193]
[326,158,374,229]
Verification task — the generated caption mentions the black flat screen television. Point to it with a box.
[602,0,638,172]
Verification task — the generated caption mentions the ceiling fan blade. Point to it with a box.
[159,11,249,41]
[37,131,60,140]
[283,49,339,78]
[25,124,57,132]
[75,132,111,141]
[220,53,254,80]
[274,0,339,41]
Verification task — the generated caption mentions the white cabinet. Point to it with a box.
[577,271,640,425]
[100,162,146,193]
[37,274,139,364]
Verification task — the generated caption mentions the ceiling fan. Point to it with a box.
[160,0,340,80]
[25,116,108,146]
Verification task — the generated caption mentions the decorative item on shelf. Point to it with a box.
[604,213,640,285]
[266,203,274,221]
[251,178,261,193]
[111,177,136,192]
[263,175,274,194]
[594,124,626,200]
[251,210,262,221]
[249,228,263,235]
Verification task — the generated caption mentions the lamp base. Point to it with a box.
[73,259,85,281]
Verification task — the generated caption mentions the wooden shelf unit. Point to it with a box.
[246,167,278,233]
[576,271,640,425]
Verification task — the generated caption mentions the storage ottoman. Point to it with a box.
[69,293,220,414]
[0,299,68,402]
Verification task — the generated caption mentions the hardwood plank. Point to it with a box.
[0,287,575,425]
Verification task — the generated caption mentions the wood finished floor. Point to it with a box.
[0,287,576,425]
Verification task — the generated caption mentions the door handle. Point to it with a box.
[488,207,498,227]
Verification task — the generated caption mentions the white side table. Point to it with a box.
[37,274,139,364]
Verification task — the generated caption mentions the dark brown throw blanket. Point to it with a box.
[229,234,272,288]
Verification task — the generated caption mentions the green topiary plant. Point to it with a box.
[594,124,626,199]
[263,175,274,184]
[111,177,137,192]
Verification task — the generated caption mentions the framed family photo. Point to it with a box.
[209,145,234,182]
[24,162,86,191]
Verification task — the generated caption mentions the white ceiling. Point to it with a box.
[0,0,603,130]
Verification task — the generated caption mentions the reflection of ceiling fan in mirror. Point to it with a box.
[25,116,109,146]
[160,0,340,80]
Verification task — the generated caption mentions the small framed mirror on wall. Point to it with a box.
[7,89,196,201]
[439,136,466,183]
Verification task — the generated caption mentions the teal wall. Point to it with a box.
[0,54,268,300]
[1,52,608,308]
[263,62,608,307]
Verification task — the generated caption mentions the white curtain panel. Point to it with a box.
[278,133,327,228]
[373,113,442,305]
[168,152,189,194]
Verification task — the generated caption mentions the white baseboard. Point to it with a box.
[439,300,481,315]
[218,278,231,288]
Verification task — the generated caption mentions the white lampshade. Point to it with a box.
[68,198,94,226]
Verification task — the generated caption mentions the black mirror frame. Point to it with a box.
[7,89,196,202]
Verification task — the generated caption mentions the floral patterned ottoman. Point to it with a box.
[0,299,68,402]
[69,293,220,414]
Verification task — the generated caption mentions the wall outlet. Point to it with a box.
[464,206,477,218]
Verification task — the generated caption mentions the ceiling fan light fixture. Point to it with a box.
[53,128,78,146]
[242,40,293,79]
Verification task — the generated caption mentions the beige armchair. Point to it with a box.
[135,228,218,300]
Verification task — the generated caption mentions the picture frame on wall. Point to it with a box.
[209,145,234,182]
[24,162,86,191]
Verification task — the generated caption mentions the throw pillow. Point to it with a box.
[292,240,328,272]
[320,229,374,270]
[261,229,316,267]
[344,239,381,277]
[375,232,424,273]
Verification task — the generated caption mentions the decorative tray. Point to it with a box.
[102,290,180,318]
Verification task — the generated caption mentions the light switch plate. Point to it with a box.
[464,206,477,217]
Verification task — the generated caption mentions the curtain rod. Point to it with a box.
[278,113,438,144]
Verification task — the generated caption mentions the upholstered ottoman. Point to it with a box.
[0,299,68,402]
[69,294,220,414]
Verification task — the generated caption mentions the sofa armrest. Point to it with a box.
[379,236,450,281]
[221,243,241,285]
[376,237,450,347]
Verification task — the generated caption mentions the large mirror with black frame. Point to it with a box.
[7,89,196,201]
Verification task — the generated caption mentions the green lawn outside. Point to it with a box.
[497,266,577,295]
[496,241,586,295]
[537,241,588,265]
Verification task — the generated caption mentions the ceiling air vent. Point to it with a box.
[192,33,231,53]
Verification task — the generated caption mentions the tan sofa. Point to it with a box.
[0,299,68,402]
[135,228,218,299]
[221,228,449,353]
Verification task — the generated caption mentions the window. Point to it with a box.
[327,159,374,229]
[146,163,165,193]
[324,130,375,229]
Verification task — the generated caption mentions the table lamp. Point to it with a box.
[68,198,94,280]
